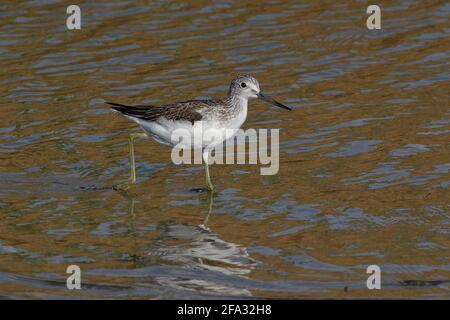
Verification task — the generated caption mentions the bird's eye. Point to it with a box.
[240,82,247,88]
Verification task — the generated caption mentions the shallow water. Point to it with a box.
[0,1,449,299]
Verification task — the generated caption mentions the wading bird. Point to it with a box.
[108,75,291,192]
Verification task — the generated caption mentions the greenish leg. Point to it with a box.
[128,132,147,184]
[200,191,214,230]
[203,150,214,192]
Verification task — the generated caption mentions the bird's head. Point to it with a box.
[228,74,291,110]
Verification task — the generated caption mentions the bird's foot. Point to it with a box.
[113,182,132,192]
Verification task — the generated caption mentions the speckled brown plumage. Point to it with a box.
[107,101,207,124]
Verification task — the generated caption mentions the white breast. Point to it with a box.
[137,99,248,150]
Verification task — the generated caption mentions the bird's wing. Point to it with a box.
[107,100,212,124]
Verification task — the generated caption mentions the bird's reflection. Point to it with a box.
[125,191,256,297]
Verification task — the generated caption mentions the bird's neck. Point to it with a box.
[221,94,248,125]
[225,94,248,111]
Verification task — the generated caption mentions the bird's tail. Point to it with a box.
[107,101,160,123]
[106,101,132,114]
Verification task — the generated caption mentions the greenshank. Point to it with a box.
[107,75,291,191]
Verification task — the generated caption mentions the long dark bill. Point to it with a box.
[257,92,291,110]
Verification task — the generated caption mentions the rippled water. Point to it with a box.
[0,1,449,299]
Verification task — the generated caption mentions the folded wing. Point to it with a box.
[107,101,205,124]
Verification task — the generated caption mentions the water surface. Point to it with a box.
[0,0,449,299]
